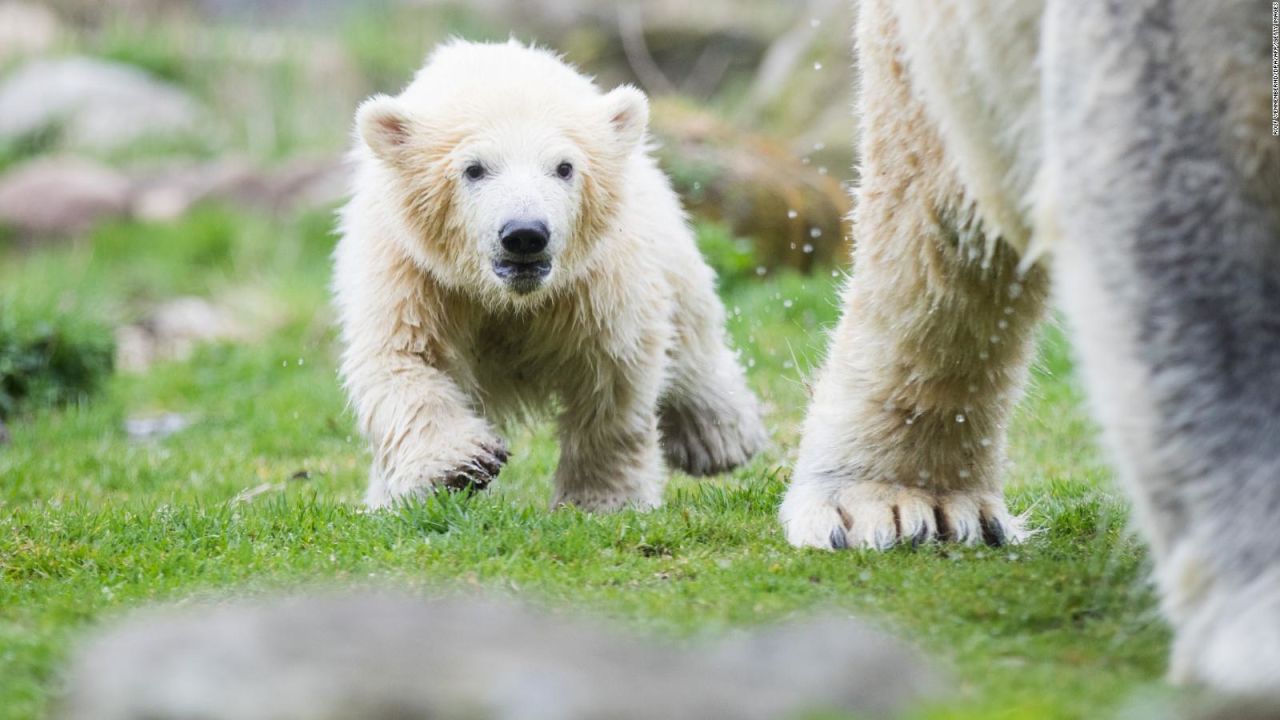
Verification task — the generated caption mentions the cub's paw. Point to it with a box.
[780,477,1024,550]
[659,401,768,477]
[373,434,509,507]
[438,439,509,492]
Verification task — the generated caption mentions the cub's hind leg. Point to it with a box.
[657,237,767,477]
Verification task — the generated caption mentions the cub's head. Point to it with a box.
[355,40,648,304]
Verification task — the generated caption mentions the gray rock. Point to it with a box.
[115,296,249,373]
[0,153,348,240]
[254,155,349,213]
[128,158,259,222]
[59,592,944,720]
[129,156,349,221]
[0,57,204,152]
[123,413,192,441]
[0,157,132,238]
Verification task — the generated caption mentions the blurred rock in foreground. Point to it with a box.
[60,592,944,720]
[652,98,851,272]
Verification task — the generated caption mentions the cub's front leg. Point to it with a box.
[344,350,508,508]
[334,214,508,508]
[552,343,668,512]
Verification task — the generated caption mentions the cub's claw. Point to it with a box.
[441,442,509,491]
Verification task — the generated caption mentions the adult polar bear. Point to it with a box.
[335,41,765,512]
[783,0,1279,691]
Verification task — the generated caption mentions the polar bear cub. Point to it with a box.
[333,40,766,511]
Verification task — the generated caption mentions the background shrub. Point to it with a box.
[0,308,114,421]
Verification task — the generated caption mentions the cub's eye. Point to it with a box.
[555,161,574,180]
[464,163,487,181]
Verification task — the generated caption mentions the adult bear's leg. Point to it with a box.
[781,0,1049,550]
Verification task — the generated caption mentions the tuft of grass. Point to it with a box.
[0,212,1170,720]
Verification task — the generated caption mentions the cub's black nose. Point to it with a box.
[500,220,549,256]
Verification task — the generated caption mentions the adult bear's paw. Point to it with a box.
[780,475,1024,550]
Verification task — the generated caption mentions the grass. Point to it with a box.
[0,208,1169,719]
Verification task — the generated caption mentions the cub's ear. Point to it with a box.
[356,94,415,163]
[601,85,649,151]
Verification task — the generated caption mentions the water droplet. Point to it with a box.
[905,418,914,425]
[980,437,993,447]
[1008,282,1023,298]
[282,360,288,367]
[958,469,971,478]
[809,227,822,238]
[783,299,794,309]
[787,209,798,219]
[297,357,305,365]
[990,335,1000,343]
[692,181,702,192]
[756,266,768,276]
[813,141,826,151]
[813,61,823,70]
[818,166,828,175]
[997,319,1008,329]
[802,243,814,254]
[955,414,966,423]
[978,351,990,360]
[1003,306,1014,315]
